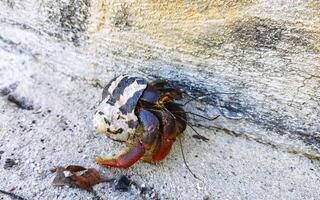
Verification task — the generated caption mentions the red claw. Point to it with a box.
[96,109,160,168]
[96,142,145,168]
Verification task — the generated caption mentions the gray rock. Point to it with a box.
[7,94,34,110]
[0,82,18,96]
[4,158,17,169]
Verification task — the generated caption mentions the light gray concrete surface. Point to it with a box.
[0,0,320,199]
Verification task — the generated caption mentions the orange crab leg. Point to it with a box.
[140,80,182,106]
[149,109,176,161]
[152,138,175,161]
[96,109,159,168]
[96,142,146,168]
[158,93,175,105]
[151,103,187,161]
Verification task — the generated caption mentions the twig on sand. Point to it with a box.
[0,189,28,200]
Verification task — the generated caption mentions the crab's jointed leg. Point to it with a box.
[140,80,182,105]
[150,103,187,161]
[165,102,187,133]
[148,109,176,161]
[96,109,159,168]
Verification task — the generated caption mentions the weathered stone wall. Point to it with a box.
[88,0,320,155]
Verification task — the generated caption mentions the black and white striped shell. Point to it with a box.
[93,75,147,142]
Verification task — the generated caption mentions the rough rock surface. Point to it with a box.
[0,0,319,199]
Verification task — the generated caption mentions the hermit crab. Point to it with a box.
[93,75,187,168]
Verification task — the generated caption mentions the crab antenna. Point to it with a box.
[173,114,209,142]
[178,137,200,180]
[146,107,201,179]
[158,106,210,142]
[183,91,240,97]
[181,91,240,106]
[171,111,220,121]
[0,189,27,200]
[182,98,196,106]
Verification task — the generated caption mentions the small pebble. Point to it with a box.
[115,175,131,192]
[0,150,4,160]
[203,195,210,200]
[63,171,73,177]
[8,94,34,110]
[140,183,147,193]
[0,82,18,96]
[150,192,156,199]
[4,158,17,169]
